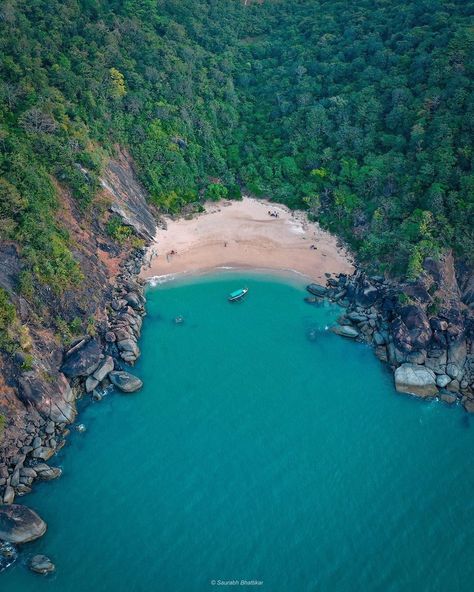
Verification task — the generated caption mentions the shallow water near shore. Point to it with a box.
[3,274,474,591]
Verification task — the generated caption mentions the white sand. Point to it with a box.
[141,197,354,282]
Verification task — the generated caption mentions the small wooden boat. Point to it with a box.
[228,287,248,302]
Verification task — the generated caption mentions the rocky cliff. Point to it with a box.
[0,149,156,506]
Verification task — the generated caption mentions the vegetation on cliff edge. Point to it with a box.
[0,0,472,312]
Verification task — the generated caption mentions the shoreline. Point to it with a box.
[145,265,315,289]
[2,201,472,571]
[141,196,355,284]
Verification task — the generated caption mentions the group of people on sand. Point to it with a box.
[146,248,180,266]
[268,210,279,218]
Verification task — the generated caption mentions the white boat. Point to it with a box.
[228,287,248,302]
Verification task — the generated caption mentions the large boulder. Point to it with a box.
[32,447,55,461]
[18,371,76,423]
[392,305,432,352]
[100,149,157,241]
[330,325,359,339]
[61,338,102,378]
[117,339,139,356]
[447,338,467,380]
[2,487,14,505]
[29,554,55,574]
[34,464,62,481]
[0,505,47,544]
[109,371,143,393]
[356,285,380,307]
[93,355,114,383]
[124,292,143,310]
[394,363,438,398]
[425,351,447,375]
[306,283,327,298]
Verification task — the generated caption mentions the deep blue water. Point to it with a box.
[3,274,474,591]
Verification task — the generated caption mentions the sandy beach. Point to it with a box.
[141,197,354,282]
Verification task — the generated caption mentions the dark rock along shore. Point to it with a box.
[0,151,472,559]
[0,149,155,558]
[309,251,474,409]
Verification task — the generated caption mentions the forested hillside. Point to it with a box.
[1,0,473,306]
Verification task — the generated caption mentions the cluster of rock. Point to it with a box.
[0,151,158,573]
[104,275,146,367]
[0,505,54,574]
[0,418,65,506]
[308,253,474,409]
[0,249,147,562]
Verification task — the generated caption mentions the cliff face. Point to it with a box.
[100,147,157,242]
[0,150,156,498]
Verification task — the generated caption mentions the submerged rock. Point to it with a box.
[394,363,438,398]
[109,371,143,393]
[92,389,103,401]
[0,542,17,572]
[29,554,55,575]
[0,504,47,544]
[463,399,474,413]
[306,283,327,298]
[440,392,457,405]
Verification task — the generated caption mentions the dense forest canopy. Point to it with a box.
[0,0,473,294]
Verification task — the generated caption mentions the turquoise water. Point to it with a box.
[3,273,474,591]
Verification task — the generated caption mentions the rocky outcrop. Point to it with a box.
[29,554,55,574]
[330,325,359,339]
[0,148,153,528]
[394,364,438,397]
[18,370,76,424]
[109,371,143,393]
[306,284,328,298]
[100,148,157,241]
[0,504,47,543]
[60,338,102,378]
[34,464,62,481]
[0,247,148,510]
[106,278,146,365]
[93,356,114,383]
[314,251,474,409]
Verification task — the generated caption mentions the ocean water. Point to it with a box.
[3,273,474,592]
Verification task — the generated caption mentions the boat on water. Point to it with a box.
[228,287,248,302]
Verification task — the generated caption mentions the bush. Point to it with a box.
[227,183,242,200]
[106,215,134,243]
[205,183,228,201]
[0,414,6,443]
[0,288,18,352]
